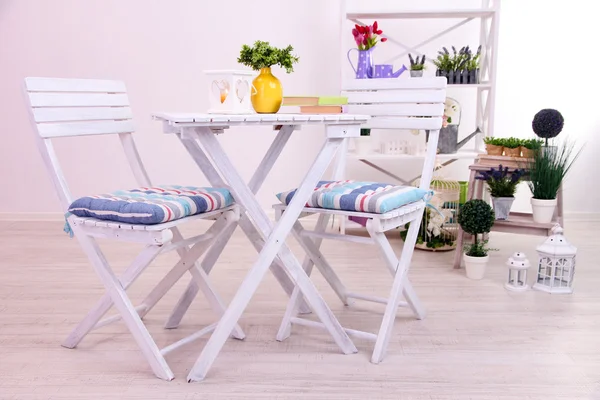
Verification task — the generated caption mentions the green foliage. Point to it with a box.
[483,137,504,146]
[399,209,455,249]
[411,63,426,71]
[464,239,496,257]
[237,41,299,73]
[527,141,581,200]
[408,53,426,70]
[502,137,523,149]
[433,45,481,72]
[458,199,495,236]
[522,138,544,150]
[477,165,525,198]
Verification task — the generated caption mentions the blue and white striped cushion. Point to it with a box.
[68,185,234,225]
[276,180,430,214]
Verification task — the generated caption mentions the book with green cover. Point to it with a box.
[318,96,348,105]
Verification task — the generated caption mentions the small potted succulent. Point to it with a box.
[476,164,525,220]
[483,137,504,156]
[458,199,496,279]
[503,138,522,157]
[408,53,426,77]
[520,138,543,158]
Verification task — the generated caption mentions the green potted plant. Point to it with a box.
[237,40,299,114]
[520,138,543,158]
[483,137,504,156]
[503,137,522,157]
[408,53,426,77]
[476,165,525,220]
[527,140,581,223]
[532,109,564,152]
[457,199,496,279]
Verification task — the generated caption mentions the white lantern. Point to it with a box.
[532,225,577,294]
[204,70,255,114]
[505,252,530,292]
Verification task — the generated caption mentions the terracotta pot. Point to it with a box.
[485,143,504,156]
[520,147,534,158]
[504,147,521,157]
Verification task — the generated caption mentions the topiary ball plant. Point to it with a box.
[532,109,564,146]
[458,199,495,257]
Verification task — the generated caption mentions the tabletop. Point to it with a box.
[152,112,371,127]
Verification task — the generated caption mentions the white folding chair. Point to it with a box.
[275,78,446,363]
[23,77,245,381]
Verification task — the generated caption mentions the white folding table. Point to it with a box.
[152,112,370,382]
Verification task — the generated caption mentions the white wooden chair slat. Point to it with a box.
[275,77,446,364]
[28,92,130,107]
[33,107,133,122]
[342,90,446,104]
[346,103,444,117]
[36,120,135,138]
[24,77,127,93]
[153,112,370,125]
[23,77,245,380]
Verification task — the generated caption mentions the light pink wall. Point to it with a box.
[0,0,343,213]
[1,0,598,216]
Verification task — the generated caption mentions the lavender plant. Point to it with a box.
[476,164,526,198]
[408,53,426,71]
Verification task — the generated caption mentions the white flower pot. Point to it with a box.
[463,253,489,280]
[353,136,372,155]
[531,198,557,224]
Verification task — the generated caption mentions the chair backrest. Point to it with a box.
[23,77,151,211]
[340,77,447,190]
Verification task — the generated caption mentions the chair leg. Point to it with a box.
[164,222,236,329]
[276,214,330,341]
[62,245,163,349]
[75,233,174,381]
[367,224,425,320]
[371,213,423,365]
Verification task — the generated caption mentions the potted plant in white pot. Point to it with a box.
[527,140,581,223]
[476,164,525,220]
[457,199,496,280]
[408,53,425,77]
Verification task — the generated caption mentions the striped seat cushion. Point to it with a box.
[68,185,234,225]
[276,180,430,214]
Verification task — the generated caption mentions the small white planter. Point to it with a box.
[531,198,557,224]
[463,254,489,280]
[353,136,372,155]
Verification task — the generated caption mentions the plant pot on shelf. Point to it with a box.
[410,70,423,77]
[492,197,515,220]
[520,147,534,158]
[464,254,489,280]
[459,69,468,84]
[468,68,480,84]
[504,147,521,157]
[251,67,283,113]
[531,198,557,224]
[353,136,372,155]
[485,143,504,156]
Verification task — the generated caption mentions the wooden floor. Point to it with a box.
[1,219,599,399]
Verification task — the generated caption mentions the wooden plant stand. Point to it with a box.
[452,155,563,269]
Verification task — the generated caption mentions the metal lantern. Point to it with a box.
[533,225,577,294]
[204,70,255,114]
[505,252,530,292]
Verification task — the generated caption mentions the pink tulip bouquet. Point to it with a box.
[352,21,387,50]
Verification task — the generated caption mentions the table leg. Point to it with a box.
[187,127,357,382]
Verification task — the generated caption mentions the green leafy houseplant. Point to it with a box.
[408,53,426,71]
[483,137,504,146]
[522,138,544,150]
[237,41,299,73]
[457,199,495,257]
[502,137,522,149]
[477,165,525,198]
[527,140,581,200]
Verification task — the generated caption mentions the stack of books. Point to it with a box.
[281,96,348,114]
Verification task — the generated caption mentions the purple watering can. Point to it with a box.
[372,64,407,78]
[347,48,374,79]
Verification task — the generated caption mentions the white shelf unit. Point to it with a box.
[340,0,500,168]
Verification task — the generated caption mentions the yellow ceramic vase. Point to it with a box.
[251,67,283,113]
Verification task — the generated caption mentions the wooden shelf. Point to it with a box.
[348,150,482,161]
[491,212,555,236]
[346,9,496,20]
